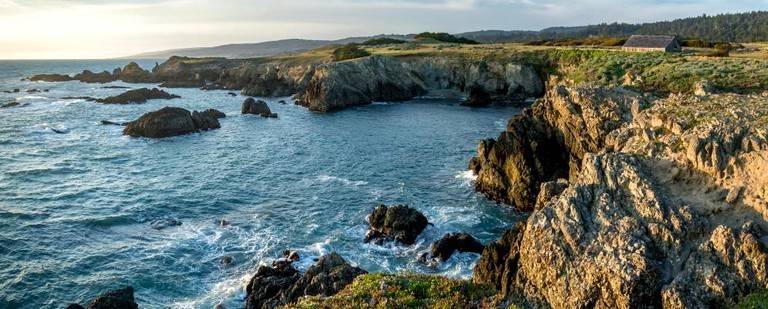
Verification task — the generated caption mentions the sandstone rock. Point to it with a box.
[474,152,768,308]
[534,179,569,209]
[242,98,272,116]
[364,204,429,245]
[245,252,365,309]
[470,81,646,210]
[97,88,180,104]
[429,232,484,261]
[123,107,223,138]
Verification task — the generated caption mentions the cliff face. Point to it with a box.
[469,81,647,210]
[472,83,768,308]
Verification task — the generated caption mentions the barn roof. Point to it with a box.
[623,35,678,48]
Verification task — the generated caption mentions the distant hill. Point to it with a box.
[458,11,768,43]
[124,35,411,59]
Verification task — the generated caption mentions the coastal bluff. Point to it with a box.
[31,55,544,112]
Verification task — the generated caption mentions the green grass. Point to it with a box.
[285,273,496,309]
[737,291,768,309]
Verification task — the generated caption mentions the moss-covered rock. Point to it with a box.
[286,274,496,309]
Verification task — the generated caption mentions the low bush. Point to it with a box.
[362,38,407,46]
[332,44,371,61]
[414,32,479,44]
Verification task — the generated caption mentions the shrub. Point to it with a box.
[682,39,712,48]
[414,32,479,44]
[362,38,407,46]
[737,290,768,308]
[332,44,371,61]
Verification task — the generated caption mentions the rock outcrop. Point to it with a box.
[245,252,366,309]
[428,232,485,261]
[472,85,768,308]
[364,204,429,245]
[242,98,274,117]
[116,62,154,83]
[67,286,138,309]
[29,74,74,82]
[97,88,180,104]
[123,107,223,138]
[469,81,647,210]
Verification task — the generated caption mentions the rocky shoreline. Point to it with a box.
[37,52,768,308]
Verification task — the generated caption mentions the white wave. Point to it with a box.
[317,174,368,186]
[52,99,84,106]
[455,170,477,186]
[16,95,47,101]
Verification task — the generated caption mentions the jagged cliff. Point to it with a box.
[471,82,768,308]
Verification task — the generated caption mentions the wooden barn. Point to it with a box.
[622,35,682,52]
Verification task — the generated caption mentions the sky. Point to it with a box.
[0,0,765,59]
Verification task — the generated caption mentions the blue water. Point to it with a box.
[0,60,522,308]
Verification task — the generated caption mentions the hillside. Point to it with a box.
[125,35,411,59]
[458,11,768,43]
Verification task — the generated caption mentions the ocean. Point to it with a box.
[0,60,522,308]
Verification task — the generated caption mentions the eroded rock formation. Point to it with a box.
[97,88,180,104]
[245,252,366,309]
[472,83,768,308]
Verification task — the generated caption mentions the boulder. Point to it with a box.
[364,204,429,245]
[461,84,492,107]
[97,88,180,104]
[428,233,484,261]
[242,98,272,116]
[245,252,365,309]
[123,107,223,138]
[68,286,138,309]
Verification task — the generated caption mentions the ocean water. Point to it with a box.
[0,60,523,308]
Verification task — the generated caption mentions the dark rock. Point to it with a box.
[26,89,41,93]
[0,101,20,108]
[149,218,182,230]
[429,233,484,261]
[86,286,138,309]
[461,84,492,107]
[65,304,85,309]
[242,98,272,116]
[282,250,300,262]
[245,252,365,309]
[228,92,238,97]
[364,204,429,245]
[278,100,287,104]
[159,80,204,88]
[97,88,180,104]
[74,70,116,83]
[200,108,226,119]
[50,128,68,134]
[29,74,74,82]
[123,107,223,138]
[286,252,367,301]
[473,224,525,296]
[260,113,278,118]
[219,219,230,226]
[100,120,126,126]
[102,86,130,89]
[62,96,98,102]
[245,258,301,309]
[220,256,234,266]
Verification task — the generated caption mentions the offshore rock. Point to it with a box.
[68,286,138,309]
[245,252,365,309]
[97,88,180,104]
[469,81,646,210]
[74,70,116,83]
[29,74,74,82]
[117,62,154,83]
[364,204,429,245]
[429,232,485,261]
[123,107,223,138]
[241,98,272,116]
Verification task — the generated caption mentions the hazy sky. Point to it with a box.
[0,0,765,59]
